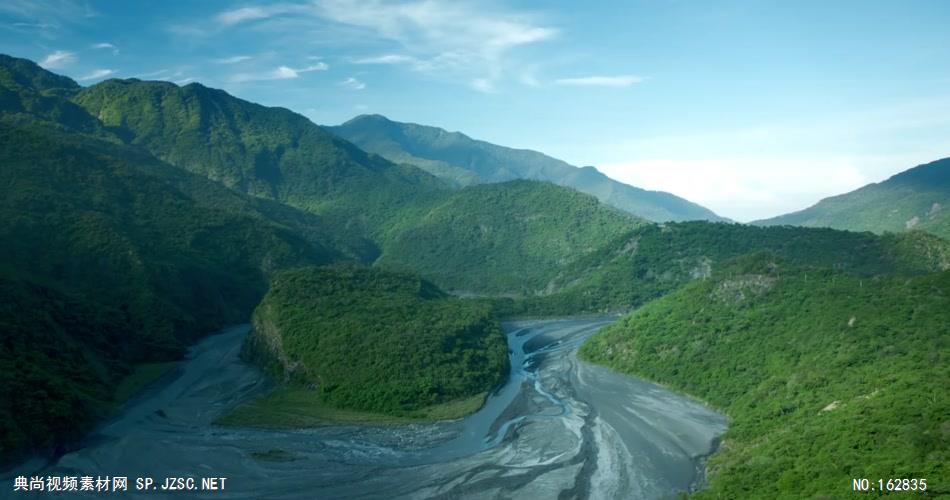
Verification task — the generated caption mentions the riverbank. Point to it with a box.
[24,318,726,499]
[216,388,488,428]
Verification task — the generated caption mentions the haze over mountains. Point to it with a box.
[755,158,950,240]
[329,114,727,223]
[1,52,948,497]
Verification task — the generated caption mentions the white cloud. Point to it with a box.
[214,55,253,64]
[340,77,366,90]
[78,68,115,81]
[471,78,493,93]
[353,54,416,65]
[135,68,170,79]
[598,157,869,222]
[299,62,329,72]
[217,6,272,26]
[92,42,118,54]
[554,75,644,87]
[39,50,75,69]
[212,1,557,90]
[230,62,328,82]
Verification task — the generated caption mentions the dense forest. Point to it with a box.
[2,51,949,500]
[502,221,950,315]
[242,266,509,416]
[580,254,949,498]
[756,157,950,240]
[329,114,726,222]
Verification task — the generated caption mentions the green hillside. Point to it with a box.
[375,180,645,295]
[755,158,950,240]
[580,254,949,498]
[328,114,725,222]
[71,79,448,236]
[0,56,373,464]
[508,221,950,315]
[238,266,508,418]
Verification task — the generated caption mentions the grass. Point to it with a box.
[215,388,488,429]
[112,362,179,404]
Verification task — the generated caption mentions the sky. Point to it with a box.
[2,0,949,221]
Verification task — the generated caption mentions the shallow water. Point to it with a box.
[29,318,726,499]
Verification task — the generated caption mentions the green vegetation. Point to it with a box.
[239,266,508,418]
[580,254,949,498]
[506,221,950,315]
[376,180,645,294]
[4,53,950,500]
[755,158,950,240]
[72,79,449,238]
[329,114,726,222]
[0,55,367,465]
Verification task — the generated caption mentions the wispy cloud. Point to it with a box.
[78,68,115,81]
[214,55,253,64]
[230,62,328,82]
[92,42,119,54]
[554,75,644,87]
[209,0,557,90]
[39,50,75,69]
[471,78,493,93]
[135,68,170,79]
[340,76,366,90]
[216,6,274,26]
[353,54,416,65]
[0,0,97,22]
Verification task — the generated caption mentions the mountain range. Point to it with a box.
[1,53,948,497]
[755,158,950,240]
[329,114,727,223]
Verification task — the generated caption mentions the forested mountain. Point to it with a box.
[329,114,725,222]
[71,76,449,237]
[580,254,950,497]
[239,266,508,419]
[0,54,640,463]
[0,55,372,463]
[3,52,949,498]
[375,180,645,295]
[755,158,950,240]
[506,221,950,314]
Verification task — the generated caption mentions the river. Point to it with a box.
[30,318,726,499]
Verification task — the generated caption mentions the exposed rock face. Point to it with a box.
[241,305,310,384]
[711,275,777,304]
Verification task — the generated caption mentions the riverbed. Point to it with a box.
[36,318,726,499]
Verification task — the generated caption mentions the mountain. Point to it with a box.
[328,114,725,223]
[375,180,645,295]
[0,56,378,464]
[580,254,950,497]
[754,158,950,240]
[4,53,949,487]
[230,265,508,424]
[504,221,950,315]
[71,79,448,239]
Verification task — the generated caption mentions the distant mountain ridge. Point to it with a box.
[754,158,950,239]
[328,114,726,223]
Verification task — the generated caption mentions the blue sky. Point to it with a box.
[2,0,949,221]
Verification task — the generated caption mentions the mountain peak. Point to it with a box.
[329,116,725,223]
[754,157,950,239]
[0,53,80,96]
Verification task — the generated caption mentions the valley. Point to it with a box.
[35,319,725,500]
[1,49,948,500]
